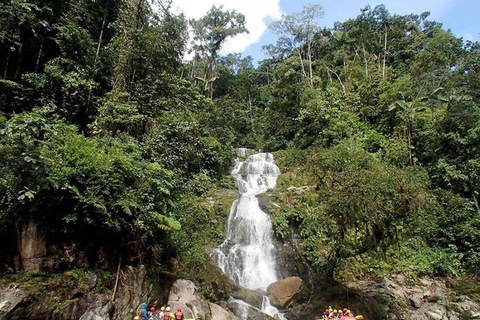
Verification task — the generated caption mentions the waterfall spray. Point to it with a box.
[213,149,286,319]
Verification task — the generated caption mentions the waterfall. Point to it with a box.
[213,149,287,320]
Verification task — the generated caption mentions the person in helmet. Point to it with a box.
[322,308,329,319]
[323,309,330,319]
[347,310,354,316]
[157,306,165,319]
[140,302,149,320]
[148,307,155,319]
[328,308,334,319]
[174,308,184,320]
[163,307,174,320]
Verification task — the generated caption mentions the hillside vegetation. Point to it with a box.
[1,0,479,298]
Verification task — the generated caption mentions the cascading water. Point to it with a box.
[213,148,287,320]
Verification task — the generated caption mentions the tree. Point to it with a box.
[389,93,426,165]
[189,5,248,97]
[298,141,431,277]
[269,4,324,87]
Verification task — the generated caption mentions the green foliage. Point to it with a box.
[1,0,480,290]
[93,91,144,137]
[167,187,237,291]
[0,113,179,240]
[189,5,248,96]
[270,141,435,278]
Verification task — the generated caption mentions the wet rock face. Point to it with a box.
[231,289,265,309]
[167,279,240,320]
[0,265,166,320]
[267,277,308,309]
[112,265,167,320]
[0,266,241,320]
[227,299,275,320]
[0,285,27,318]
[209,302,242,320]
[20,218,46,272]
[347,275,480,320]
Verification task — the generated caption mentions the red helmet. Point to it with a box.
[177,308,182,312]
[151,308,155,311]
[343,308,347,312]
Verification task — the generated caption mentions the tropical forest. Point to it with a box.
[0,0,479,319]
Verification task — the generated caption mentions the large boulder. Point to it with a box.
[231,289,265,309]
[168,279,209,319]
[20,218,46,271]
[347,275,480,320]
[112,265,166,320]
[168,279,240,320]
[209,302,240,320]
[1,265,166,320]
[227,299,275,320]
[0,285,27,319]
[266,277,307,309]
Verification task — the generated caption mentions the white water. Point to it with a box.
[213,149,287,320]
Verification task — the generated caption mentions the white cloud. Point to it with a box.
[170,0,282,55]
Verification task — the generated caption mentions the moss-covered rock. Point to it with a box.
[231,288,265,309]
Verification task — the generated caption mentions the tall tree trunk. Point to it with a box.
[362,44,368,76]
[382,26,388,79]
[324,64,345,94]
[296,48,307,79]
[129,69,136,99]
[95,0,110,65]
[307,41,314,87]
[247,91,252,114]
[135,0,146,30]
[407,124,413,166]
[35,33,46,72]
[13,44,23,81]
[4,51,10,79]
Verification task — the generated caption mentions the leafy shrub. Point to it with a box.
[0,113,180,244]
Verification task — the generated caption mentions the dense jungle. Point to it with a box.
[0,0,479,319]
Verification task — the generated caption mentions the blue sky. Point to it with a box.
[171,0,480,63]
[243,0,480,63]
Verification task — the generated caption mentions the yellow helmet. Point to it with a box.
[329,309,333,312]
[161,307,165,311]
[334,309,337,313]
[347,310,351,313]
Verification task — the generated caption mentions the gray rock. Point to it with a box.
[231,288,264,309]
[227,299,274,320]
[112,265,166,320]
[0,285,27,319]
[88,273,98,291]
[0,265,165,320]
[410,293,424,308]
[168,279,240,320]
[257,196,270,212]
[167,279,208,319]
[209,302,240,320]
[349,275,479,320]
[78,293,113,320]
[20,218,46,271]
